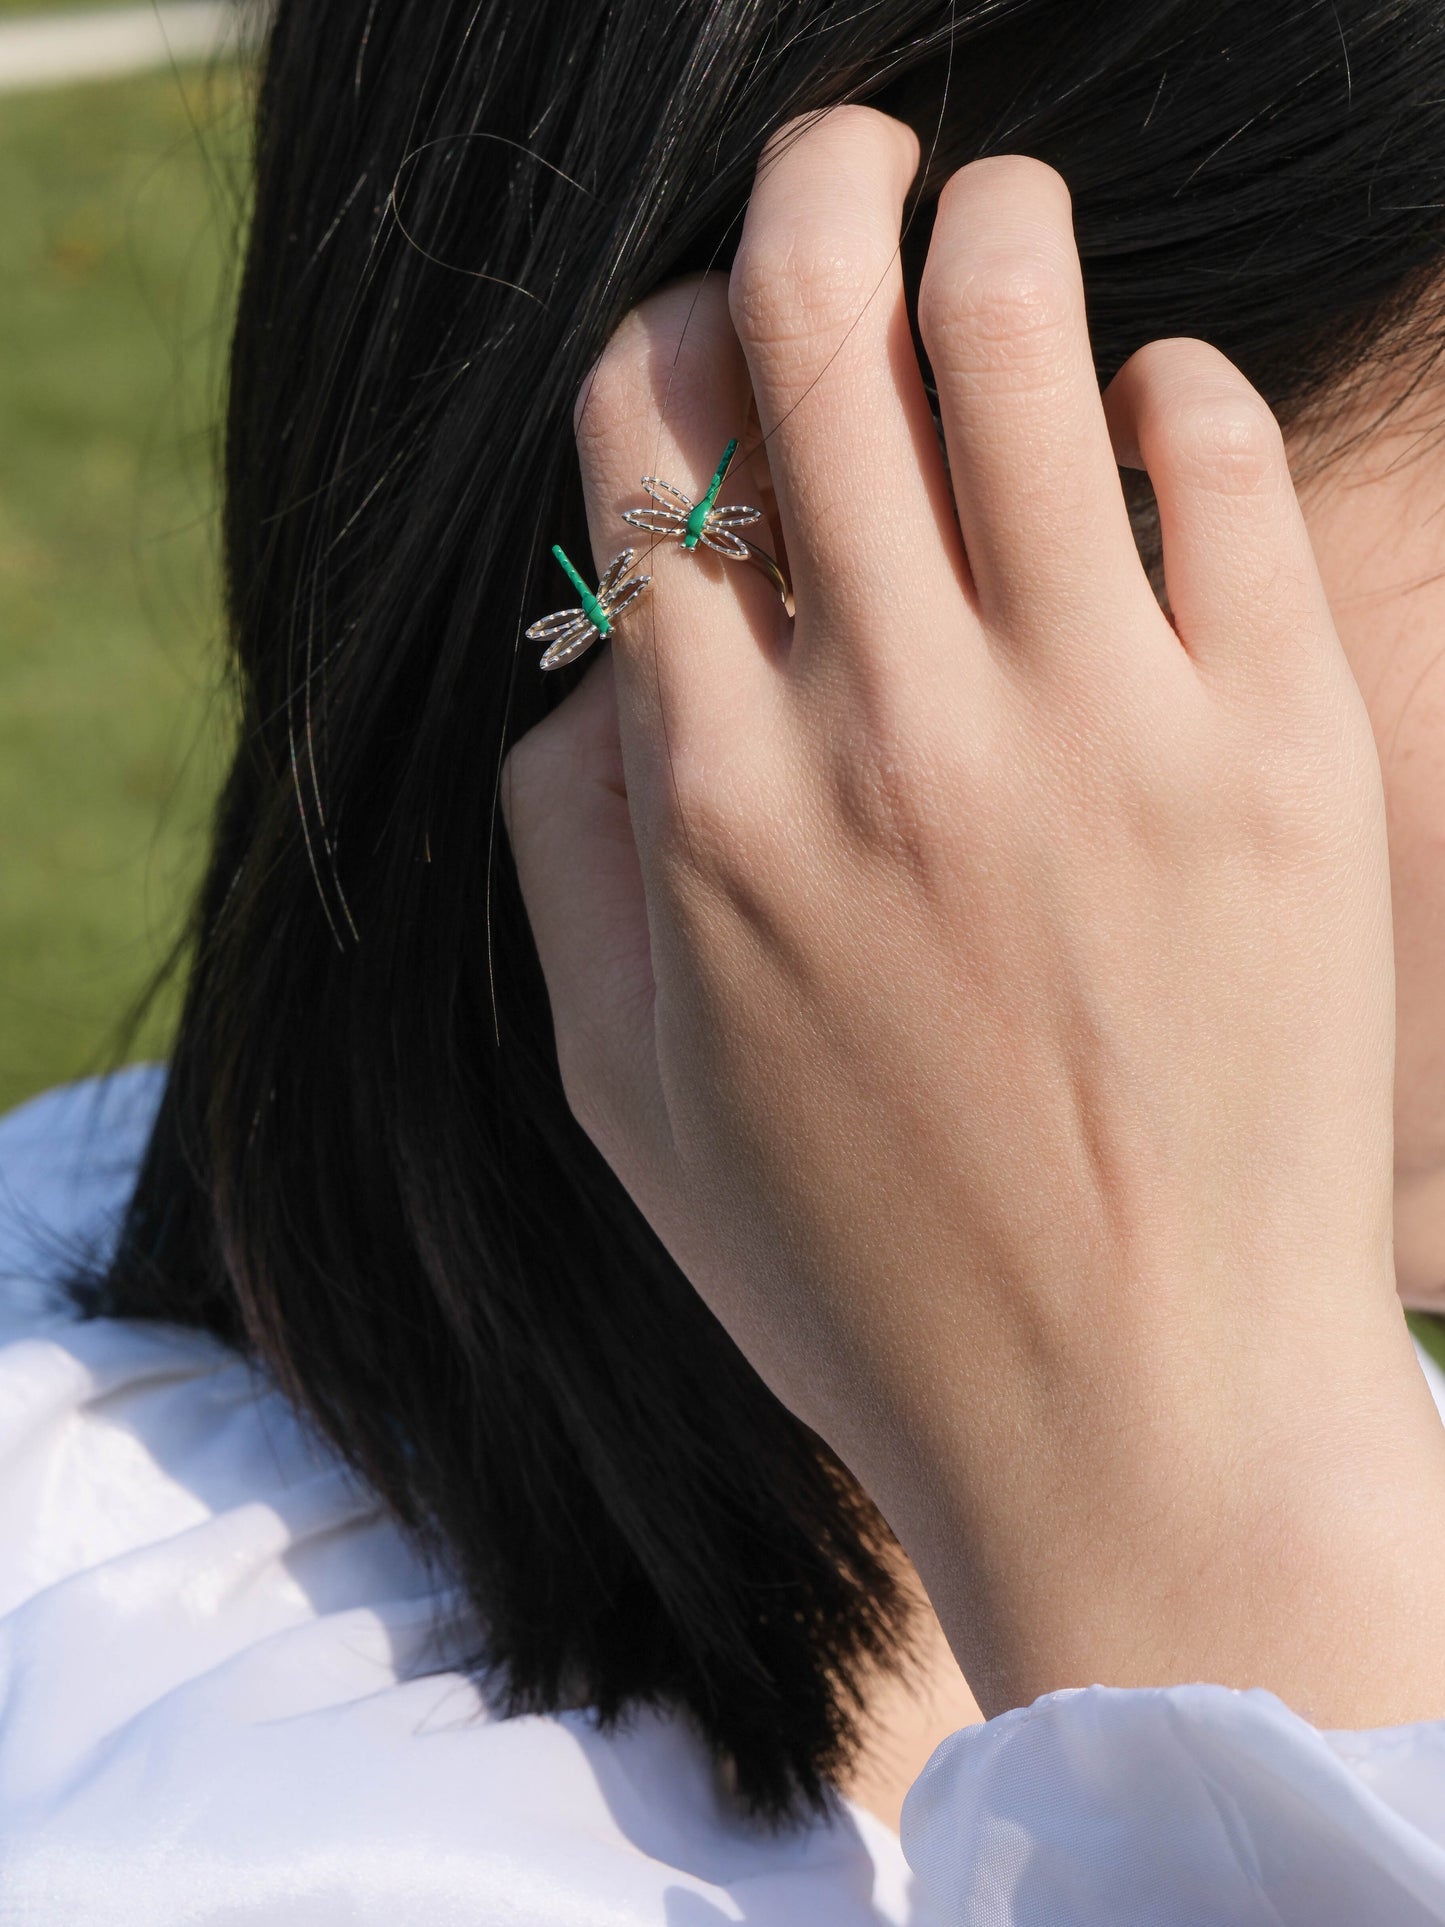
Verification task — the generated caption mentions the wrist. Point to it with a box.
[880,1293,1445,1727]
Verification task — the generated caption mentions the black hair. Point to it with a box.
[74,0,1445,1824]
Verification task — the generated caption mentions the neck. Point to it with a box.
[836,1562,983,1835]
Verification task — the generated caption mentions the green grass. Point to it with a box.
[1409,1309,1445,1375]
[0,64,247,1111]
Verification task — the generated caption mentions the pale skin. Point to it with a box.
[854,306,1445,1833]
[502,107,1445,1834]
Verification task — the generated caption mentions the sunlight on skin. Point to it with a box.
[526,101,1445,1820]
[842,390,1445,1835]
[1297,403,1445,1310]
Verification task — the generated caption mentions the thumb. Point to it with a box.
[500,648,669,1179]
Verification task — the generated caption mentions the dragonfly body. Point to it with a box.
[623,438,764,560]
[552,545,613,635]
[682,440,736,549]
[525,544,651,670]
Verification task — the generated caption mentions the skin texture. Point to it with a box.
[502,107,1445,1830]
[842,391,1445,1837]
[1296,419,1445,1311]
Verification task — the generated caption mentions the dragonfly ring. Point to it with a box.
[526,439,790,673]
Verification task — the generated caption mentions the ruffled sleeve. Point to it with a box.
[901,1682,1445,1924]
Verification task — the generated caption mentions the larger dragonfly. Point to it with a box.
[621,438,765,559]
[525,543,652,671]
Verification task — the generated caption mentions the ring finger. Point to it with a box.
[570,271,781,793]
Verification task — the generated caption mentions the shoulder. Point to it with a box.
[4,1676,914,1922]
[0,1061,165,1336]
[0,1073,915,1924]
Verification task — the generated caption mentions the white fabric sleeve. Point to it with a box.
[0,1073,921,1925]
[900,1672,1445,1923]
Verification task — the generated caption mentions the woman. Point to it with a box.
[7,0,1445,1916]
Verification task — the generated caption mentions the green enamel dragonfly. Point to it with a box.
[621,438,765,557]
[525,544,652,671]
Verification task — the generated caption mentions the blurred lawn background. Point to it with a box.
[0,24,246,1110]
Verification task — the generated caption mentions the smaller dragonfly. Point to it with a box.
[526,543,652,671]
[622,437,765,560]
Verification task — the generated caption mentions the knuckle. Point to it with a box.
[729,229,881,356]
[1136,696,1320,860]
[1153,384,1285,494]
[921,247,1077,384]
[657,805,776,957]
[665,770,755,881]
[574,273,734,444]
[730,105,919,361]
[571,302,656,443]
[584,276,735,448]
[825,708,957,895]
[654,753,800,933]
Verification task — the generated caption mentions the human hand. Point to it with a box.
[503,107,1445,1722]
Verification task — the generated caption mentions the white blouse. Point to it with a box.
[2,1067,1445,1923]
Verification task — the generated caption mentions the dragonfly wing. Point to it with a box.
[595,547,638,599]
[621,506,689,536]
[525,604,586,641]
[599,573,651,622]
[705,504,763,527]
[641,475,695,513]
[539,622,603,671]
[699,528,753,560]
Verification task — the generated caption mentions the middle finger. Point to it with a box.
[728,106,969,673]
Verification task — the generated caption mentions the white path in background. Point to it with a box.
[0,4,236,93]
